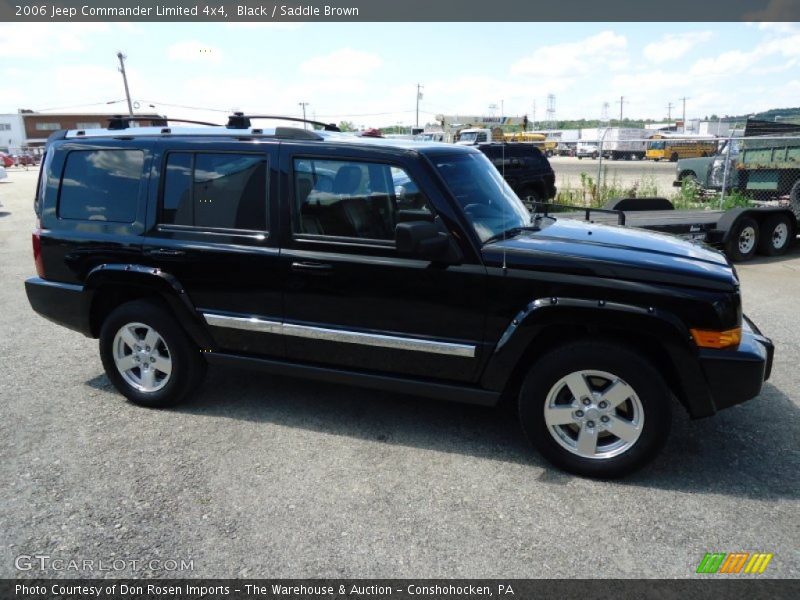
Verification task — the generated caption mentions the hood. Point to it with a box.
[483,217,737,291]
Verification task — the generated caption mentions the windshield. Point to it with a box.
[434,152,531,243]
[459,132,478,142]
[648,140,666,150]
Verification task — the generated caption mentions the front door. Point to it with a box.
[278,148,487,383]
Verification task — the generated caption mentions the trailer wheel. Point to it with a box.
[725,216,759,262]
[758,214,794,256]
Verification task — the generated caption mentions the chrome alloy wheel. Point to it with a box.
[543,370,644,460]
[738,225,757,255]
[112,322,172,393]
[771,222,789,250]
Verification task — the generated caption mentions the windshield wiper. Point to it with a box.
[483,225,539,245]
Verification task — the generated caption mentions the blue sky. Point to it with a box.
[1,22,798,127]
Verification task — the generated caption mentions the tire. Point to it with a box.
[679,171,698,184]
[99,299,206,408]
[790,179,800,224]
[670,152,679,162]
[518,185,542,205]
[725,216,759,262]
[757,213,794,256]
[518,340,671,478]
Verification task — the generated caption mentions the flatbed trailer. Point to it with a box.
[537,199,797,262]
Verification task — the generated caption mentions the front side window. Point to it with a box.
[59,150,143,222]
[434,152,530,243]
[293,159,431,241]
[161,152,267,231]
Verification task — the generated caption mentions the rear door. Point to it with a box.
[143,141,284,357]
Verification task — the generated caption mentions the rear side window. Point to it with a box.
[161,152,267,231]
[59,150,144,222]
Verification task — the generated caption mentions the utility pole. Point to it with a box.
[416,84,423,129]
[666,102,674,122]
[617,95,626,123]
[679,97,689,131]
[116,52,133,116]
[298,102,309,129]
[532,100,536,129]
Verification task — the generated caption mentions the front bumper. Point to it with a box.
[697,315,773,413]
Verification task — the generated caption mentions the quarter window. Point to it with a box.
[59,150,143,222]
[293,159,431,241]
[161,153,268,231]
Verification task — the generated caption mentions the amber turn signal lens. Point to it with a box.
[690,327,742,349]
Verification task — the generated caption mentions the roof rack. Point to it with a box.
[226,112,340,132]
[107,115,217,129]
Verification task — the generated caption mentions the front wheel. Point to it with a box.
[519,341,671,478]
[99,299,206,408]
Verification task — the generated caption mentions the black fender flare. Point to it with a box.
[480,297,716,418]
[84,264,216,350]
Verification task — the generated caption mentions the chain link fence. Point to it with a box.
[551,133,800,222]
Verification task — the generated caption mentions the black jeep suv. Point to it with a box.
[25,117,773,477]
[476,142,556,203]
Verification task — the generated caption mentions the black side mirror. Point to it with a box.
[395,221,453,261]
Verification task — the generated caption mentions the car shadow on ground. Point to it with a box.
[87,365,799,499]
[0,212,10,218]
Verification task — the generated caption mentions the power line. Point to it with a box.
[34,99,127,112]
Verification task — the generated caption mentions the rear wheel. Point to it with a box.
[99,299,206,408]
[758,213,794,256]
[725,216,759,262]
[670,152,679,162]
[519,341,671,478]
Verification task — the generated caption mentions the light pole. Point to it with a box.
[416,84,423,129]
[679,97,689,132]
[298,102,309,129]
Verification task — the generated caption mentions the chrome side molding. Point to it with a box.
[202,312,475,358]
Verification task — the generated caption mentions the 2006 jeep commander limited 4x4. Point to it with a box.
[26,115,774,478]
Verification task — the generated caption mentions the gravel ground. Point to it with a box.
[0,169,798,579]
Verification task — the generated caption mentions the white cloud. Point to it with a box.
[511,31,628,78]
[300,48,382,77]
[0,23,109,58]
[167,40,222,64]
[643,31,713,64]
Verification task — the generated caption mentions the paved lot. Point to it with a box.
[551,156,677,197]
[0,169,798,579]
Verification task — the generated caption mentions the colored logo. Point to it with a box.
[696,552,773,574]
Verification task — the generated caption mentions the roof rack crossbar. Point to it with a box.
[226,112,340,132]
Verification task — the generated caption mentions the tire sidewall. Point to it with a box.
[519,342,672,478]
[99,300,202,408]
[726,216,759,262]
[758,214,794,256]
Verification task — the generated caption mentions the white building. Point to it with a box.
[0,113,26,154]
